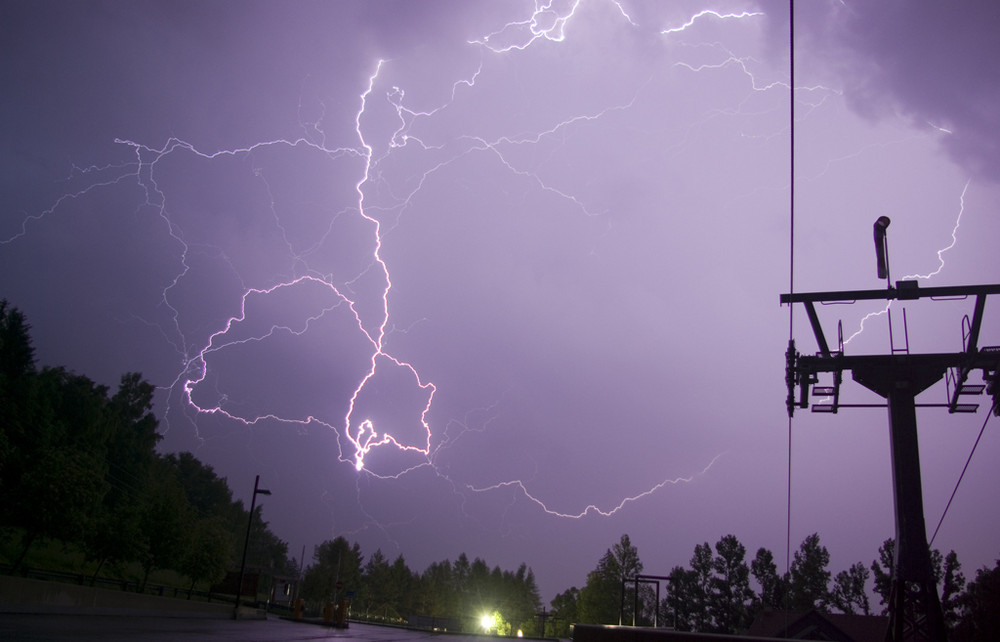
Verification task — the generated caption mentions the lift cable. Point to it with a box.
[785,0,796,581]
[929,400,997,547]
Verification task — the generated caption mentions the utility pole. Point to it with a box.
[536,607,549,636]
[235,475,272,617]
[781,219,999,642]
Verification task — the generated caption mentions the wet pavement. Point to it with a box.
[0,616,507,641]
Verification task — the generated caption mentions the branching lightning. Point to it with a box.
[4,2,794,531]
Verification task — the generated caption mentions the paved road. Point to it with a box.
[0,616,509,641]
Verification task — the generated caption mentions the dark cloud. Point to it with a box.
[802,0,1000,179]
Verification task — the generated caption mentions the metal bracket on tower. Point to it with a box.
[782,281,1000,417]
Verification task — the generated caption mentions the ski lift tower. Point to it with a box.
[781,218,1000,642]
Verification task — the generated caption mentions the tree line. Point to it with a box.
[0,300,293,593]
[548,532,998,640]
[298,536,543,635]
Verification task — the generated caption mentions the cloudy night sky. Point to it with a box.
[3,0,999,602]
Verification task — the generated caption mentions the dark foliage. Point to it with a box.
[0,301,292,594]
[579,534,649,626]
[952,559,1000,642]
[303,539,541,635]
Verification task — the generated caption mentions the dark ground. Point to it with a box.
[0,616,503,642]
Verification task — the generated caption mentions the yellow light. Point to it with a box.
[517,629,524,638]
[480,614,494,631]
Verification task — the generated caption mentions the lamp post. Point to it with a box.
[235,474,271,616]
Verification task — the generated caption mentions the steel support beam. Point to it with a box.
[853,364,946,642]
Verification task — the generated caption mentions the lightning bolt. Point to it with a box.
[470,0,582,53]
[901,178,970,281]
[468,453,725,519]
[661,9,763,36]
[611,0,638,27]
[842,179,972,346]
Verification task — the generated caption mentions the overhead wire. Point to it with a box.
[929,400,996,547]
[785,0,796,582]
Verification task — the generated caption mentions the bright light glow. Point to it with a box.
[480,613,495,631]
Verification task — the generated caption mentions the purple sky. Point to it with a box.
[3,1,999,602]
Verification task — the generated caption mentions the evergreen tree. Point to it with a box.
[419,559,455,617]
[0,300,36,479]
[361,548,397,620]
[389,554,415,618]
[506,563,541,635]
[467,556,493,616]
[0,300,35,382]
[578,534,644,625]
[453,552,471,616]
[302,537,364,607]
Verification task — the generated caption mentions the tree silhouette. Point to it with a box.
[710,534,754,632]
[953,559,1000,642]
[751,546,787,611]
[787,533,831,611]
[579,534,645,624]
[830,562,871,615]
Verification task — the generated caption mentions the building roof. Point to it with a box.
[747,609,888,642]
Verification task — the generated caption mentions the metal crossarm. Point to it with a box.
[782,282,1000,419]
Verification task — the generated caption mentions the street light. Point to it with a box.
[235,474,271,616]
[480,613,495,632]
